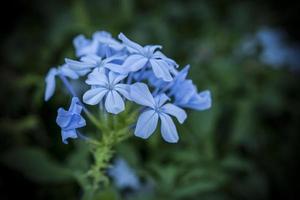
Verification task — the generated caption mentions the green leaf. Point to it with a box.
[1,147,73,183]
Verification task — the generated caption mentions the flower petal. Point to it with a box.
[61,129,78,144]
[150,59,173,81]
[73,35,91,57]
[186,90,212,110]
[134,110,158,139]
[69,97,83,113]
[105,63,128,74]
[73,35,89,49]
[65,58,94,71]
[173,80,196,104]
[56,108,72,128]
[118,33,144,53]
[105,90,125,114]
[145,45,162,54]
[58,65,81,79]
[122,54,148,72]
[104,54,127,63]
[115,84,132,100]
[130,83,155,108]
[85,68,108,86]
[83,87,108,105]
[153,51,178,68]
[159,113,179,143]
[65,114,86,130]
[44,68,57,101]
[161,103,187,124]
[80,54,101,64]
[108,71,127,85]
[154,93,170,107]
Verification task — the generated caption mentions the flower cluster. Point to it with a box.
[45,31,211,143]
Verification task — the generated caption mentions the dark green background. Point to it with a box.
[0,0,299,199]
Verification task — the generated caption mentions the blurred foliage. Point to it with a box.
[0,0,300,200]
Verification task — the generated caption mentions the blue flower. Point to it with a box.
[65,54,126,75]
[73,31,125,57]
[108,158,140,190]
[173,80,212,111]
[83,69,131,114]
[44,68,58,101]
[176,90,212,110]
[44,64,85,101]
[45,30,213,145]
[130,83,187,143]
[56,97,86,144]
[166,65,212,111]
[58,64,88,79]
[93,31,125,57]
[118,33,178,82]
[73,34,94,57]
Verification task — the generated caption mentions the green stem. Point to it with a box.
[78,107,137,199]
[85,111,103,130]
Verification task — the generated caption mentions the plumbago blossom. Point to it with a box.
[56,97,86,144]
[83,69,131,114]
[44,30,211,144]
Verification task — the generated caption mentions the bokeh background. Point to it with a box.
[1,0,300,199]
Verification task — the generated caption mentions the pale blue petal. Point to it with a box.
[61,129,78,144]
[98,44,113,57]
[59,65,80,79]
[63,114,85,130]
[150,59,173,81]
[85,40,100,55]
[175,65,190,80]
[94,31,124,51]
[161,103,187,124]
[122,54,148,72]
[153,51,178,68]
[65,58,95,71]
[56,108,72,128]
[73,35,91,57]
[118,33,144,53]
[186,90,212,110]
[76,39,99,57]
[83,87,108,105]
[44,68,57,101]
[93,31,112,39]
[134,110,158,139]
[159,113,179,143]
[115,84,132,100]
[144,70,168,88]
[173,80,196,104]
[69,97,83,113]
[105,63,128,74]
[108,71,127,85]
[85,69,108,86]
[154,93,170,107]
[156,65,190,93]
[80,54,101,64]
[104,54,127,63]
[105,90,125,114]
[130,83,155,108]
[144,45,162,54]
[73,35,89,49]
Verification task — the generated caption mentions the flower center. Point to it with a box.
[107,84,114,91]
[154,106,162,114]
[96,60,104,68]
